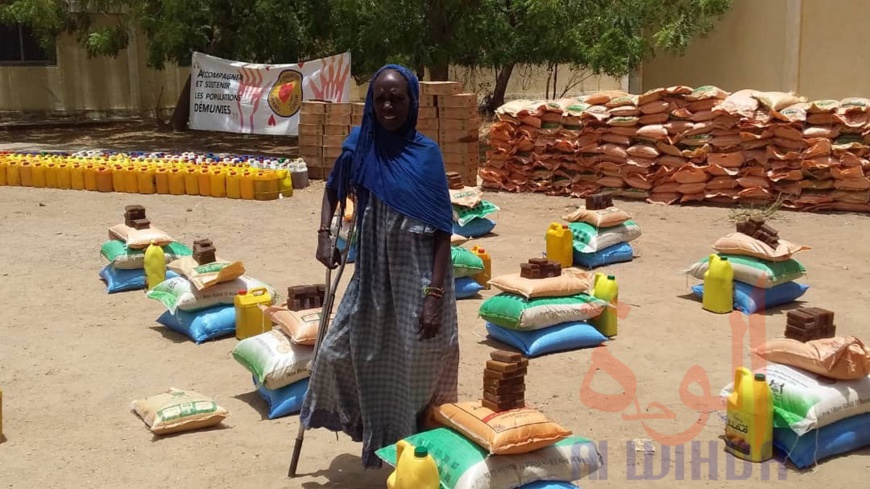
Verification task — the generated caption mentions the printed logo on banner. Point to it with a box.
[268,70,304,118]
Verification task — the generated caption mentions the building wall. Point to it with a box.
[641,0,870,100]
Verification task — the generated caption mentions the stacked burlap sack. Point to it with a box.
[478,269,609,357]
[377,401,602,488]
[686,232,811,314]
[721,336,870,468]
[146,253,278,344]
[561,204,641,268]
[451,185,499,238]
[452,246,487,299]
[231,305,330,419]
[484,87,870,212]
[99,222,185,293]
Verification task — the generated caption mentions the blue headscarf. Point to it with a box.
[326,64,454,234]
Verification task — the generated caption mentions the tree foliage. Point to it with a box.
[2,0,733,117]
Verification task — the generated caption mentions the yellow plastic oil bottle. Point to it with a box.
[277,168,293,198]
[226,170,242,199]
[57,162,72,189]
[83,164,98,191]
[43,163,57,188]
[144,242,166,290]
[209,167,227,198]
[386,441,440,489]
[5,161,20,186]
[234,288,273,340]
[184,167,200,195]
[239,170,256,200]
[470,245,492,289]
[154,167,170,194]
[591,273,619,337]
[725,367,774,463]
[546,222,574,268]
[96,166,114,192]
[123,165,139,193]
[167,168,185,195]
[137,166,156,194]
[197,167,212,196]
[70,163,85,190]
[19,161,34,187]
[703,254,734,314]
[112,165,125,192]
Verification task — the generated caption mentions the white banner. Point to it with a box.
[188,51,352,136]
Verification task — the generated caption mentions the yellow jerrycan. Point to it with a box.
[470,245,492,290]
[57,162,72,189]
[154,167,170,194]
[111,165,125,192]
[225,170,242,199]
[19,161,36,188]
[144,242,166,291]
[387,441,439,489]
[235,288,273,340]
[45,163,59,188]
[197,167,212,196]
[0,159,7,186]
[277,168,293,198]
[137,166,156,194]
[239,171,256,200]
[5,161,21,186]
[725,367,773,463]
[95,166,114,192]
[167,168,186,195]
[70,164,86,190]
[209,167,227,198]
[545,222,574,268]
[184,167,200,195]
[123,165,139,193]
[703,254,733,314]
[591,273,618,337]
[83,164,98,191]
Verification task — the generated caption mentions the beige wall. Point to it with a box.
[642,0,870,100]
[0,25,187,119]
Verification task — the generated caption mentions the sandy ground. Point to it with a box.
[2,163,870,487]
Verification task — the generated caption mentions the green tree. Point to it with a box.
[1,0,333,130]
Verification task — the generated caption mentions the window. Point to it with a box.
[0,23,55,65]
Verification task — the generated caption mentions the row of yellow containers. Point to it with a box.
[0,160,292,200]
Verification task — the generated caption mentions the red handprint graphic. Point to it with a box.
[236,65,267,133]
[310,54,351,102]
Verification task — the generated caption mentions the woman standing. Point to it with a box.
[300,64,460,468]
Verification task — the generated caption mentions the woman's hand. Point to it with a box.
[316,232,340,269]
[418,294,442,340]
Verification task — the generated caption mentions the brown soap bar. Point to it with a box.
[484,383,525,396]
[486,360,519,373]
[490,350,523,363]
[124,205,146,227]
[528,258,549,266]
[287,285,324,311]
[520,263,542,279]
[483,391,524,404]
[483,376,524,389]
[130,218,151,230]
[484,367,527,380]
[446,172,464,190]
[585,193,613,211]
[482,398,525,412]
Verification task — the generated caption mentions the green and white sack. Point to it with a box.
[453,200,499,227]
[375,427,602,489]
[720,363,870,436]
[147,275,277,313]
[569,220,642,253]
[452,246,485,278]
[101,240,192,270]
[232,329,314,390]
[685,254,806,288]
[479,293,606,330]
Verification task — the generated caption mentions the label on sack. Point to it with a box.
[167,255,246,291]
[450,186,484,208]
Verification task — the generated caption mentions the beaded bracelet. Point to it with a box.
[423,286,444,298]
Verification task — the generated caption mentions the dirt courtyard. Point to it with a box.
[2,129,870,488]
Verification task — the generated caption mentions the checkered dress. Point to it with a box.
[300,194,460,468]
